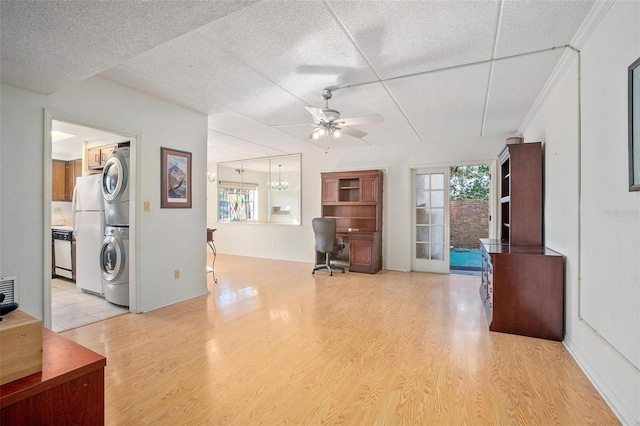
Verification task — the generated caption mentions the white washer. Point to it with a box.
[102,147,130,226]
[100,226,129,307]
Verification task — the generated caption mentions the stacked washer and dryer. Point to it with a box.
[100,147,130,307]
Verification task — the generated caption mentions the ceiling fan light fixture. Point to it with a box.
[312,131,320,139]
[333,129,341,138]
[318,128,325,136]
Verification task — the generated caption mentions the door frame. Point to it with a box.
[44,111,139,329]
[411,167,451,273]
[408,159,499,274]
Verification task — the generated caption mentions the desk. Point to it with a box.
[207,228,218,283]
[316,232,382,274]
[1,328,106,424]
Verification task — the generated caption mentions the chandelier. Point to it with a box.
[271,165,288,191]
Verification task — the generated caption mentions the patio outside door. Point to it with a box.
[411,168,450,273]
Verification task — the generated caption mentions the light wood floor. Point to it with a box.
[61,254,619,425]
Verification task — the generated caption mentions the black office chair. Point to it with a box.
[312,218,345,276]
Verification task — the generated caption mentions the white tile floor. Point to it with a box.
[51,278,128,332]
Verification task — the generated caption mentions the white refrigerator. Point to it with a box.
[72,175,104,295]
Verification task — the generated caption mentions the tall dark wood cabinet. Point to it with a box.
[320,170,383,274]
[480,142,565,341]
[499,142,542,245]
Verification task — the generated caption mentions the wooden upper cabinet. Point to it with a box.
[52,160,67,202]
[322,177,338,203]
[87,144,117,170]
[52,159,82,202]
[361,176,379,203]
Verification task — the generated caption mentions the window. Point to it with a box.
[218,182,258,222]
[216,154,301,224]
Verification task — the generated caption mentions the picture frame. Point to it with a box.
[161,147,192,208]
[629,56,640,191]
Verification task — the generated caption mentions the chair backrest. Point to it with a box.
[312,218,337,253]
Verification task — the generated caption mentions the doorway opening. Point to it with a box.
[49,118,133,331]
[449,164,490,275]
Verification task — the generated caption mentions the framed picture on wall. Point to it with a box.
[161,147,192,208]
[629,56,640,191]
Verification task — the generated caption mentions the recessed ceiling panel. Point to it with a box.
[484,49,565,135]
[0,1,257,94]
[386,63,491,142]
[195,0,378,99]
[496,0,595,58]
[329,0,499,80]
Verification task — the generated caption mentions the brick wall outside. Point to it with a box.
[450,199,489,248]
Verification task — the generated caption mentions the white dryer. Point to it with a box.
[102,147,130,226]
[100,226,129,307]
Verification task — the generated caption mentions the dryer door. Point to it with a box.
[102,151,128,202]
[100,233,125,282]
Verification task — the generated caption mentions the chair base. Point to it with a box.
[312,252,345,276]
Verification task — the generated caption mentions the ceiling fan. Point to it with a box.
[275,88,383,140]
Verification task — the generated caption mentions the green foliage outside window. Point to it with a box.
[450,165,490,200]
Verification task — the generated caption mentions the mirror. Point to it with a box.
[217,154,300,225]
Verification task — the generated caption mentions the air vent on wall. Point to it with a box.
[0,276,19,303]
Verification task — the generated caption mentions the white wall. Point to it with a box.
[208,133,507,271]
[1,76,209,318]
[523,2,640,423]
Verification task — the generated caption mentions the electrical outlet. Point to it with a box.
[144,201,150,212]
[174,269,180,279]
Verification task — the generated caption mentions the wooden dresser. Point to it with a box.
[480,239,564,341]
[0,328,106,424]
[320,170,383,274]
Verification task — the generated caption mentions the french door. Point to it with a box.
[411,168,450,273]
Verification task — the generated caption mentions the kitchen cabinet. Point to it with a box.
[52,159,82,202]
[87,144,117,170]
[320,170,383,274]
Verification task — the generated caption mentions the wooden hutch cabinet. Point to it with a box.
[480,142,565,341]
[320,170,383,274]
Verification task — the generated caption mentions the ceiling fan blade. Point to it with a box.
[338,114,384,126]
[304,105,328,123]
[269,122,316,128]
[339,127,368,139]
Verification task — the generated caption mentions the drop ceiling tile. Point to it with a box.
[386,63,491,142]
[207,130,285,163]
[329,0,499,80]
[0,1,257,94]
[496,0,595,58]
[484,49,565,135]
[195,0,378,99]
[119,31,309,126]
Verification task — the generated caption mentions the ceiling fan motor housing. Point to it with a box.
[322,109,340,122]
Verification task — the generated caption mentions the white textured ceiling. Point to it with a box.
[0,0,596,164]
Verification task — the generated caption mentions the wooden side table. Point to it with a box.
[207,228,218,283]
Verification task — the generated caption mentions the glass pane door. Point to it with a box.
[412,168,450,273]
